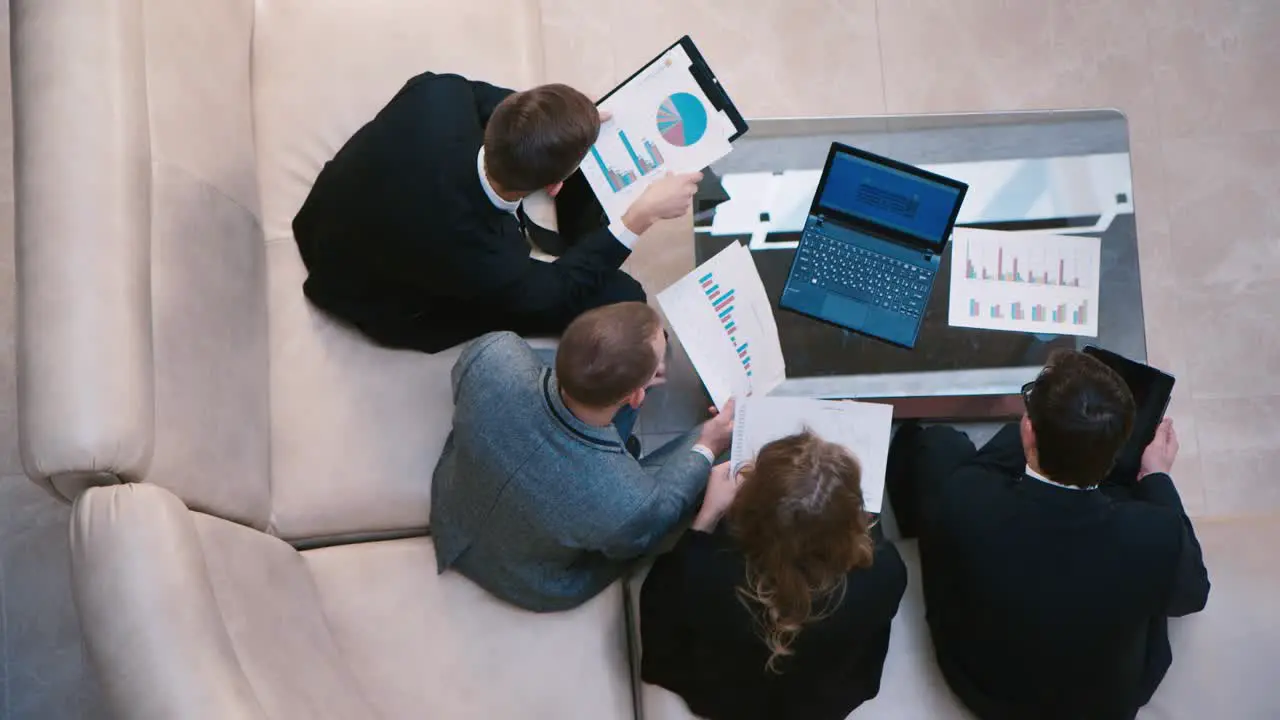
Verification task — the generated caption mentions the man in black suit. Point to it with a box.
[888,350,1209,720]
[292,73,701,353]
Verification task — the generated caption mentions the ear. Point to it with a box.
[1019,415,1036,463]
[626,387,646,410]
[546,181,565,198]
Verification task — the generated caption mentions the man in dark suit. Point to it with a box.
[888,350,1210,720]
[292,73,701,353]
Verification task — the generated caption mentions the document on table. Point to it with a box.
[947,227,1102,337]
[728,396,894,514]
[580,43,736,223]
[656,242,786,410]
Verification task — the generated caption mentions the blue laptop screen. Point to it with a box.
[817,151,963,245]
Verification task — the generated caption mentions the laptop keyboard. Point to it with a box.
[791,230,932,317]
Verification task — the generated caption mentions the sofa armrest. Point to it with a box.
[71,485,268,720]
[12,0,156,496]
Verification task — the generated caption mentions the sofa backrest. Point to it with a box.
[14,0,272,529]
[15,0,547,541]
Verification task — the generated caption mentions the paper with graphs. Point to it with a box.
[657,243,786,410]
[729,396,894,513]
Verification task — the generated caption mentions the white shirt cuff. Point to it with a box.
[608,220,639,250]
[690,444,716,464]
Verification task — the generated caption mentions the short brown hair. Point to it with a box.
[1024,350,1136,488]
[728,431,874,673]
[556,302,662,408]
[484,84,600,193]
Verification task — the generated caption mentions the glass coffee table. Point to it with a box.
[647,109,1146,426]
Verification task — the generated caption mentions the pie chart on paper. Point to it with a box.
[657,92,709,147]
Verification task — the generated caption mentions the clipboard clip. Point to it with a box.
[689,62,729,113]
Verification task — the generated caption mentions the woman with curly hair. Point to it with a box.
[640,430,907,720]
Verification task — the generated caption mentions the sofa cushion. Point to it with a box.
[191,507,382,719]
[251,0,545,541]
[304,537,635,719]
[265,241,462,540]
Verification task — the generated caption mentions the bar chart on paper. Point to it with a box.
[658,243,787,410]
[698,270,753,378]
[949,227,1101,337]
[589,130,667,193]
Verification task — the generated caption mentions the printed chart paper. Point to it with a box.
[729,397,894,514]
[657,243,785,410]
[582,44,736,223]
[947,227,1102,337]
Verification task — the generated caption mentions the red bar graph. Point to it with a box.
[962,238,1088,288]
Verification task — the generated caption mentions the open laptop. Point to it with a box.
[780,142,968,348]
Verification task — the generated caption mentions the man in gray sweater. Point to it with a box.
[431,302,734,612]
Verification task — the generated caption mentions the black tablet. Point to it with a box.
[1083,345,1176,480]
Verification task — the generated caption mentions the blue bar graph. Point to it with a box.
[620,132,642,170]
[701,270,753,378]
[591,145,637,193]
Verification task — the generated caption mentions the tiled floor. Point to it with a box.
[1,0,1278,718]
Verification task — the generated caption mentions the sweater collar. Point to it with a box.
[540,370,625,452]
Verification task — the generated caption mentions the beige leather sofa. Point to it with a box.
[14,0,1245,718]
[12,0,638,718]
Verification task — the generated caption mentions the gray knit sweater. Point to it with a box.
[431,332,711,612]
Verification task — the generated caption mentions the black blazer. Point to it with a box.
[292,73,631,353]
[640,526,907,720]
[919,425,1210,720]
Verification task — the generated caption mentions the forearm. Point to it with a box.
[691,506,720,533]
[1132,472,1186,510]
[495,235,631,319]
[603,450,711,560]
[1136,474,1210,616]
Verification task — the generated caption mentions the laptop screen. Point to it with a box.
[815,147,966,248]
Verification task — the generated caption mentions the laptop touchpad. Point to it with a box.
[820,293,869,327]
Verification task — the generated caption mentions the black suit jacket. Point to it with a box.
[920,425,1210,720]
[292,73,631,353]
[640,526,907,720]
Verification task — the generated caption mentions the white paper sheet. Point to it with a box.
[656,243,786,410]
[581,44,736,223]
[728,397,894,514]
[947,227,1102,338]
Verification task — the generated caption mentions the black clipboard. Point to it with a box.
[595,36,749,143]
